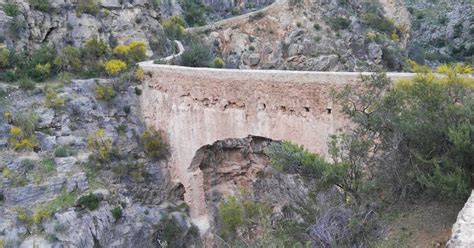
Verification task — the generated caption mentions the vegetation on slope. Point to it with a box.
[216,64,473,247]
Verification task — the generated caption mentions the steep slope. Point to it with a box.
[194,0,410,71]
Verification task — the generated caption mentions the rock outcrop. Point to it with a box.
[0,76,195,246]
[194,0,411,71]
[448,191,474,248]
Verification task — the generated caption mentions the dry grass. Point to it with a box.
[377,199,463,248]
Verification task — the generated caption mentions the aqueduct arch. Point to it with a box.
[139,63,415,232]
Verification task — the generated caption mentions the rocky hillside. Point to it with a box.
[405,0,473,66]
[197,0,411,71]
[0,77,200,247]
[0,0,273,56]
[1,0,471,71]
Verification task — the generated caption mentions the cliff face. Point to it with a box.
[196,0,412,71]
[1,0,470,70]
[0,0,163,53]
[0,77,199,247]
[404,0,473,66]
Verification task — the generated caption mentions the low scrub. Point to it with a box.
[87,129,113,162]
[180,43,211,67]
[142,129,168,160]
[76,0,100,16]
[94,83,116,102]
[77,193,101,210]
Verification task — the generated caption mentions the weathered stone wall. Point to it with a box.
[139,64,415,232]
[448,191,474,247]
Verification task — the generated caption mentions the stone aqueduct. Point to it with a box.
[138,63,420,232]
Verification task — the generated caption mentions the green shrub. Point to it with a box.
[156,216,184,247]
[87,129,113,162]
[112,162,146,182]
[0,47,9,68]
[180,43,211,67]
[45,87,65,109]
[218,193,272,243]
[32,191,77,224]
[76,0,100,16]
[361,13,396,34]
[77,193,101,210]
[82,38,109,60]
[41,159,56,174]
[142,129,168,159]
[28,45,56,81]
[123,105,131,115]
[16,208,33,225]
[210,57,225,68]
[219,196,243,238]
[94,83,116,101]
[0,70,18,82]
[54,46,82,73]
[2,3,20,16]
[161,16,186,40]
[18,78,35,90]
[230,7,241,15]
[30,63,51,82]
[332,69,474,202]
[313,23,321,30]
[327,16,351,30]
[30,45,56,66]
[10,111,39,136]
[54,146,73,157]
[111,207,122,220]
[180,0,207,27]
[29,0,50,11]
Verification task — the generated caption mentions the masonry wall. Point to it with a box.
[139,64,414,232]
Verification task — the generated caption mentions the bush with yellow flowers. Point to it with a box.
[8,126,39,151]
[134,68,145,81]
[87,129,113,162]
[112,41,147,63]
[94,83,116,101]
[104,59,127,76]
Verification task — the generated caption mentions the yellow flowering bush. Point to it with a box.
[113,45,130,56]
[87,129,113,162]
[112,41,147,63]
[8,126,39,151]
[9,126,22,137]
[94,84,116,101]
[104,59,127,76]
[134,68,145,81]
